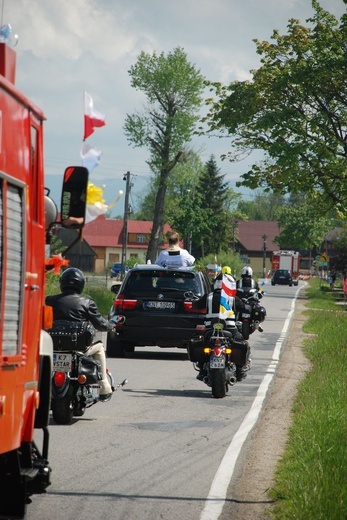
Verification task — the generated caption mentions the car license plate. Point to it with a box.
[146,301,175,310]
[53,353,72,372]
[210,356,225,369]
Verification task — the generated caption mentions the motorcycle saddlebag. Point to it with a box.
[187,335,206,362]
[230,338,250,367]
[46,320,95,352]
[252,305,266,323]
[78,355,101,385]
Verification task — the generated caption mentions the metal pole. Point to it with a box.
[121,172,131,279]
[262,234,267,276]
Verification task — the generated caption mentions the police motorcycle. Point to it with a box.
[236,287,266,340]
[187,269,251,399]
[47,316,126,424]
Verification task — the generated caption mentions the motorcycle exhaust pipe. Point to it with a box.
[226,371,237,385]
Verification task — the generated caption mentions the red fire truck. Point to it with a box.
[271,250,301,285]
[0,39,88,518]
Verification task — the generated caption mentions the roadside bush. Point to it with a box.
[45,271,112,317]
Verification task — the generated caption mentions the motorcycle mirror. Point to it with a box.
[110,315,125,325]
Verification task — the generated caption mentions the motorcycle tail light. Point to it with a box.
[214,346,221,356]
[54,372,66,387]
[77,375,87,384]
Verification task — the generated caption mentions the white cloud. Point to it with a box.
[3,0,346,210]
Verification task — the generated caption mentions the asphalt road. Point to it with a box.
[27,283,303,520]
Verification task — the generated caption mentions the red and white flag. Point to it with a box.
[83,91,106,140]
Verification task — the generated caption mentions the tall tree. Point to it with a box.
[204,1,347,217]
[275,202,331,251]
[237,190,285,220]
[124,47,205,262]
[197,155,242,257]
[163,151,206,255]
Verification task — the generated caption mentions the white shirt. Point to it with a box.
[155,248,195,267]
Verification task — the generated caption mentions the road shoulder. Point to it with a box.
[220,292,310,520]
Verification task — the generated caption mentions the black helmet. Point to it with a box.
[60,267,85,294]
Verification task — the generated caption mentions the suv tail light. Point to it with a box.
[114,294,137,311]
[183,301,207,314]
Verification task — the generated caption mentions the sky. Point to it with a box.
[3,0,346,215]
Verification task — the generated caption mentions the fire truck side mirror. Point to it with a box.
[60,166,89,229]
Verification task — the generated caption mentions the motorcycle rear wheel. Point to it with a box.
[51,395,74,424]
[211,368,227,398]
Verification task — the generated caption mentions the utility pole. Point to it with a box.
[262,234,267,277]
[121,171,131,279]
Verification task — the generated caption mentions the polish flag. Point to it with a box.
[84,91,106,140]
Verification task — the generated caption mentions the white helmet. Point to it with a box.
[241,266,253,277]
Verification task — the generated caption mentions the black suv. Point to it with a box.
[271,269,293,286]
[106,264,211,357]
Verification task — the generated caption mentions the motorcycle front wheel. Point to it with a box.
[211,368,227,399]
[51,395,74,424]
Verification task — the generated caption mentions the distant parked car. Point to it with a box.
[271,269,293,286]
[106,264,212,357]
[110,262,129,278]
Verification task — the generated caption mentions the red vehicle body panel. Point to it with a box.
[0,43,46,454]
[271,250,301,280]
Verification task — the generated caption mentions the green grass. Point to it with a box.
[45,272,112,317]
[268,278,347,519]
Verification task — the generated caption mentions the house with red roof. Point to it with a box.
[83,215,172,272]
[235,220,280,275]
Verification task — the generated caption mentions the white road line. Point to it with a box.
[200,284,305,520]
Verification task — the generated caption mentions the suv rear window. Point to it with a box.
[124,270,202,295]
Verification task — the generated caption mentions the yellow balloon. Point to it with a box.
[87,181,105,205]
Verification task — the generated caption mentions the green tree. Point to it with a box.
[124,47,205,262]
[163,151,206,256]
[196,155,242,257]
[237,190,285,220]
[330,224,347,271]
[49,233,64,255]
[275,202,331,251]
[204,2,347,217]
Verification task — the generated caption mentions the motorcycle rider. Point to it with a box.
[237,266,264,332]
[197,266,250,381]
[46,267,115,401]
[237,266,260,291]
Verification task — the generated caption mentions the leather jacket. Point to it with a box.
[236,277,259,291]
[46,290,113,332]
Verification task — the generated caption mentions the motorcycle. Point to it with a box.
[188,319,251,399]
[236,288,266,340]
[48,316,127,425]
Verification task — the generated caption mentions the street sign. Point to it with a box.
[319,252,329,263]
